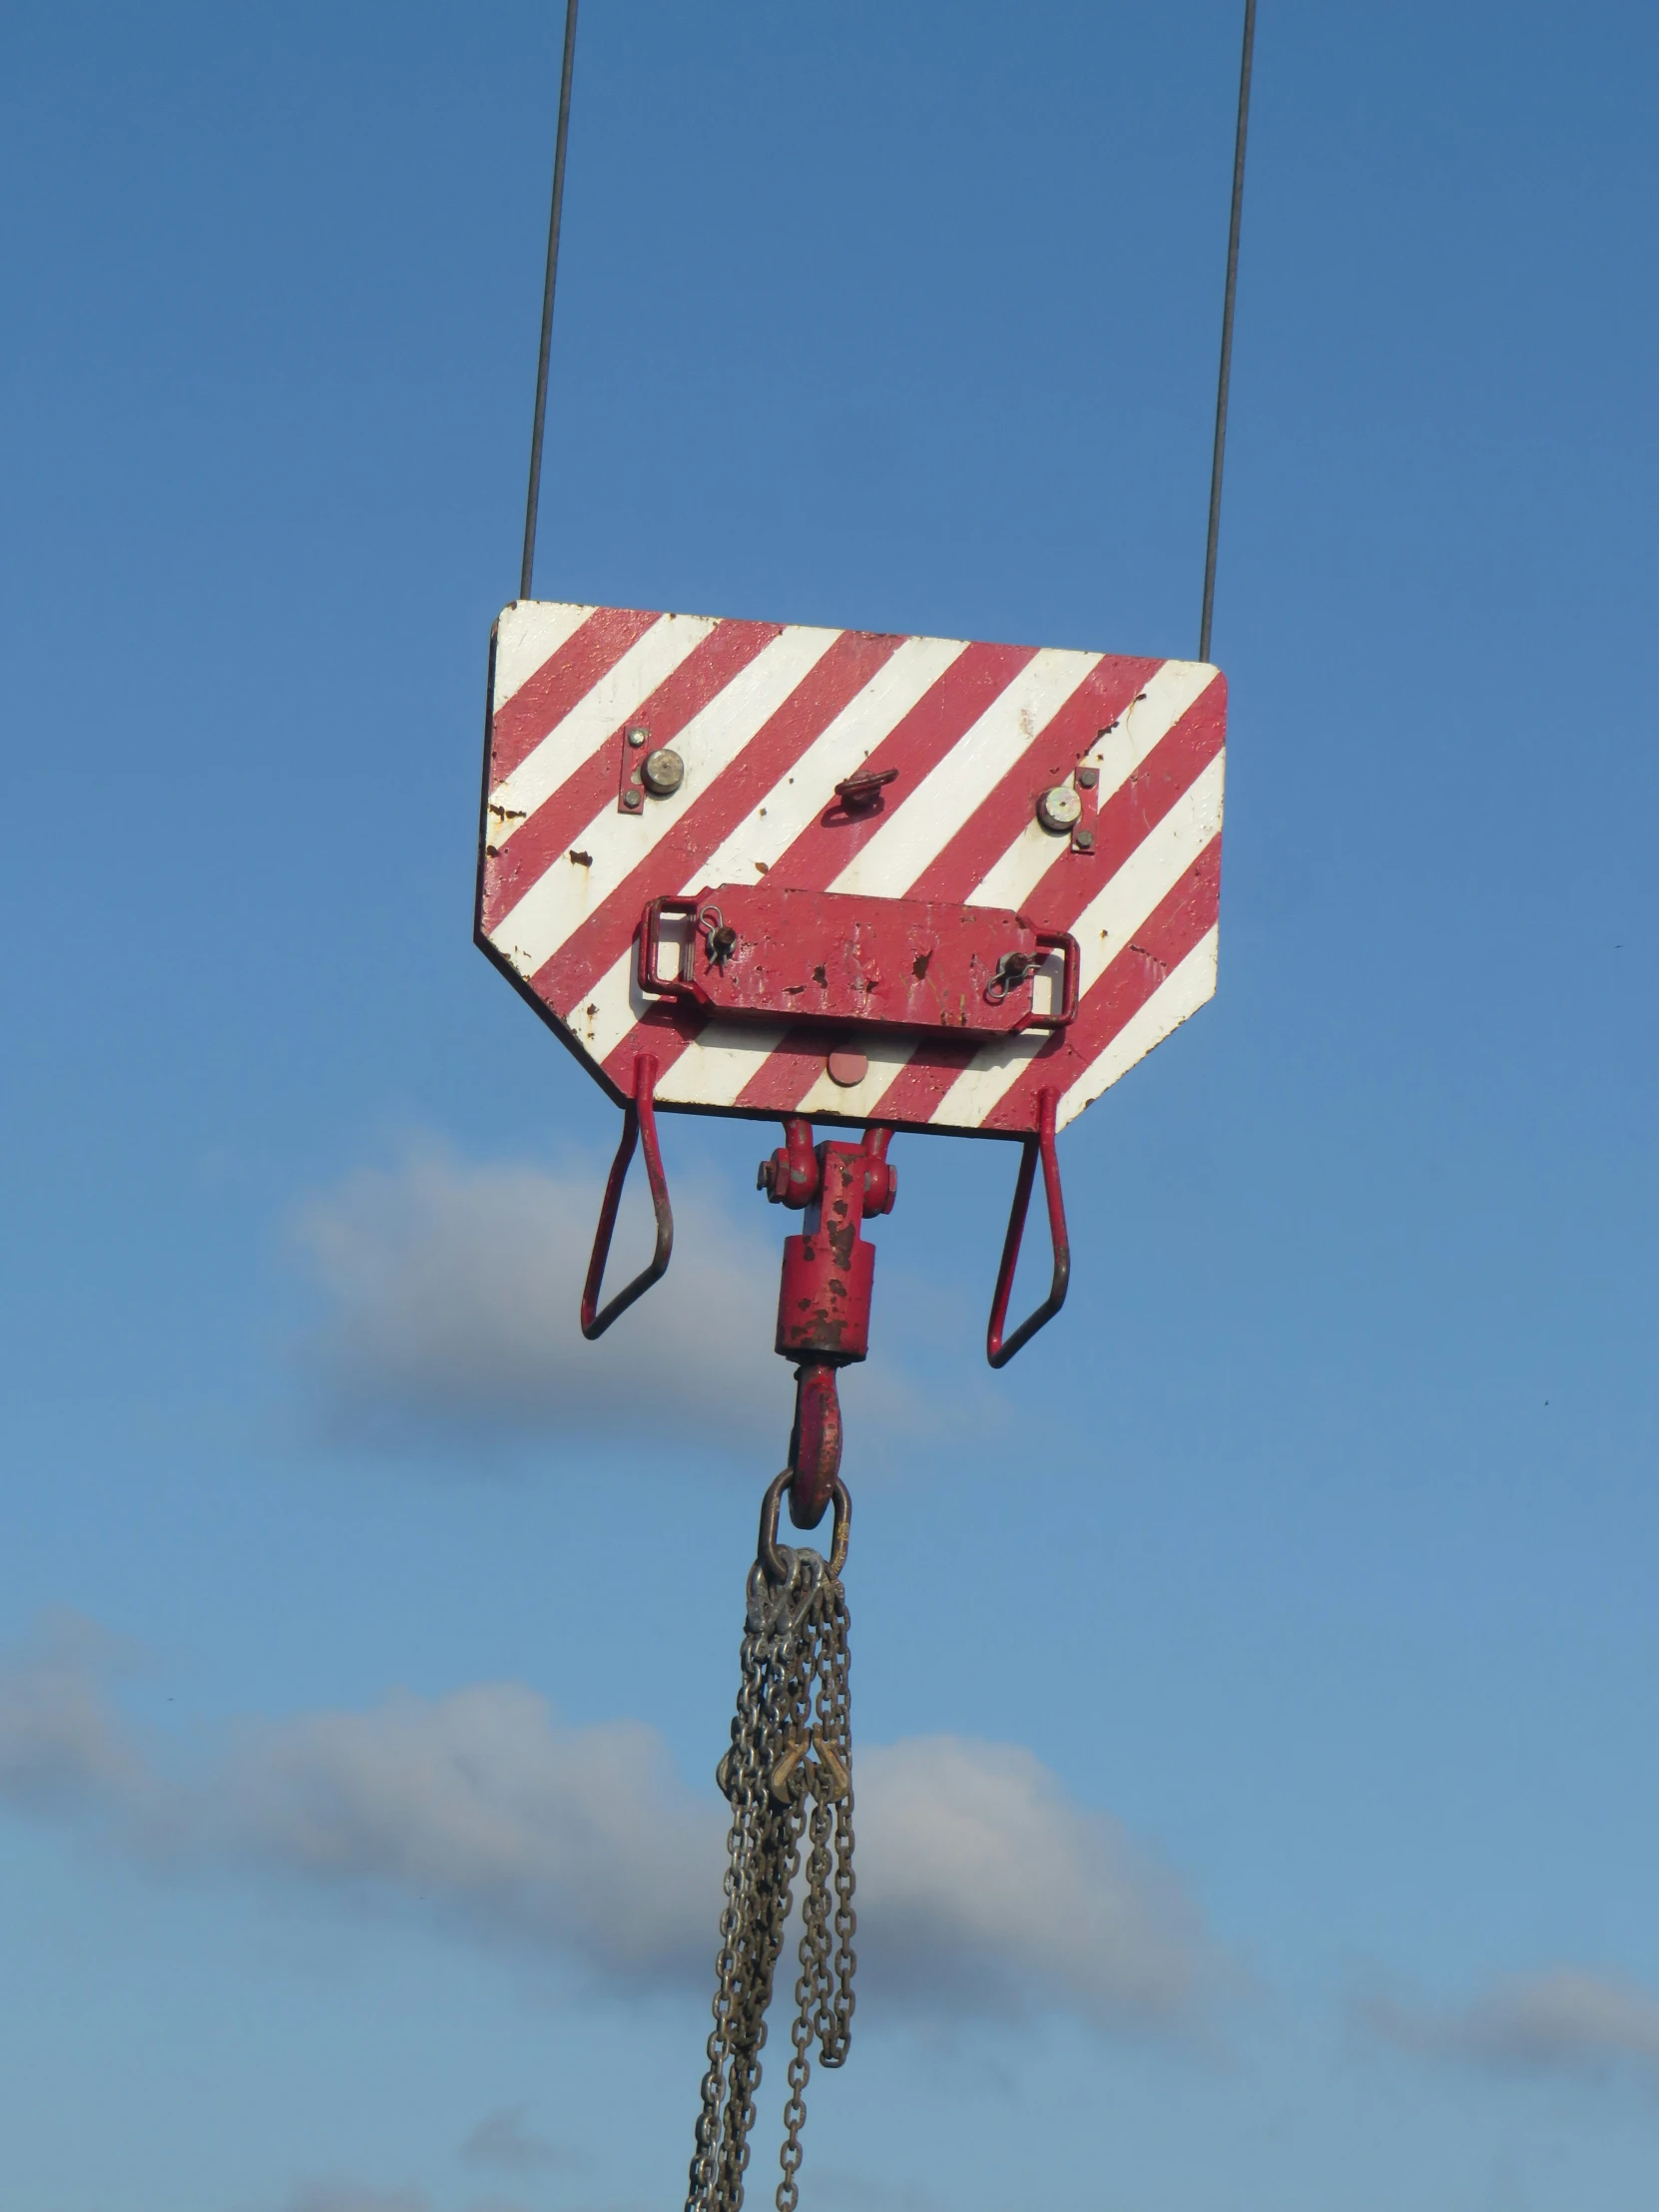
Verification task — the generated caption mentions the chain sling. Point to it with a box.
[686,1475,855,2212]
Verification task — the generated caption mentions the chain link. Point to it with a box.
[686,1536,855,2212]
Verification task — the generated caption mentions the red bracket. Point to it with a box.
[640,885,1079,1038]
[986,1086,1070,1368]
[580,1053,674,1340]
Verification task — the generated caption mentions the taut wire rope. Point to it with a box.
[1199,0,1257,662]
[519,1,1255,649]
[520,0,581,601]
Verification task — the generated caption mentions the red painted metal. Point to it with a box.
[759,1117,896,1216]
[759,1124,896,1526]
[580,1053,674,1338]
[777,1143,877,1362]
[487,610,1221,1411]
[639,885,1079,1037]
[757,1114,821,1207]
[986,1086,1071,1368]
[787,1365,843,1529]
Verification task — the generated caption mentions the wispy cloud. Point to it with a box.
[0,1621,1227,2038]
[279,2183,429,2212]
[459,2105,577,2177]
[807,2171,944,2212]
[1363,1967,1659,2089]
[0,1612,161,1820]
[288,1143,793,1454]
[284,1141,970,1464]
[225,1681,719,1983]
[856,1735,1225,2032]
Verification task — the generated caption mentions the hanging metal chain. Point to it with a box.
[686,1477,855,2212]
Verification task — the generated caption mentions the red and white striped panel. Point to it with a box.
[477,602,1226,1139]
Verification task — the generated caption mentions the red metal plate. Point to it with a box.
[638,886,1077,1037]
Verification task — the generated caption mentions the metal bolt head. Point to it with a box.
[1074,764,1099,790]
[622,787,643,811]
[626,725,650,748]
[641,747,685,797]
[1036,784,1082,833]
[1073,829,1096,853]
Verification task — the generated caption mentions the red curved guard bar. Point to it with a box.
[580,1053,674,1340]
[985,1086,1070,1368]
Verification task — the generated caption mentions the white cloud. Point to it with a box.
[1365,1967,1659,2088]
[854,1736,1224,2033]
[0,1622,1226,2037]
[284,1141,978,1468]
[0,1612,159,1820]
[288,1145,791,1453]
[223,1684,721,1984]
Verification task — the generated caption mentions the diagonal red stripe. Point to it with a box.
[482,618,784,938]
[726,658,1162,1120]
[730,1024,852,1114]
[490,605,662,785]
[592,671,1225,1126]
[764,641,1038,891]
[903,656,1162,904]
[983,834,1222,1134]
[532,628,906,1020]
[847,1035,981,1128]
[819,679,1226,1128]
[595,638,1032,1094]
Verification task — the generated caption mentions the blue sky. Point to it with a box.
[2,2,1657,2208]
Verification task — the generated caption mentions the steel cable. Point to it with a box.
[1199,0,1257,662]
[520,0,581,601]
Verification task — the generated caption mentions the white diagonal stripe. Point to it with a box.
[792,1031,923,1121]
[656,1019,793,1110]
[488,611,720,832]
[1055,926,1218,1131]
[967,661,1219,914]
[491,625,843,978]
[1086,661,1217,801]
[491,600,596,713]
[559,946,649,1061]
[1066,750,1225,995]
[663,658,1218,1117]
[549,669,1225,1107]
[927,750,1225,1128]
[828,649,1102,897]
[533,635,971,1066]
[695,634,970,889]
